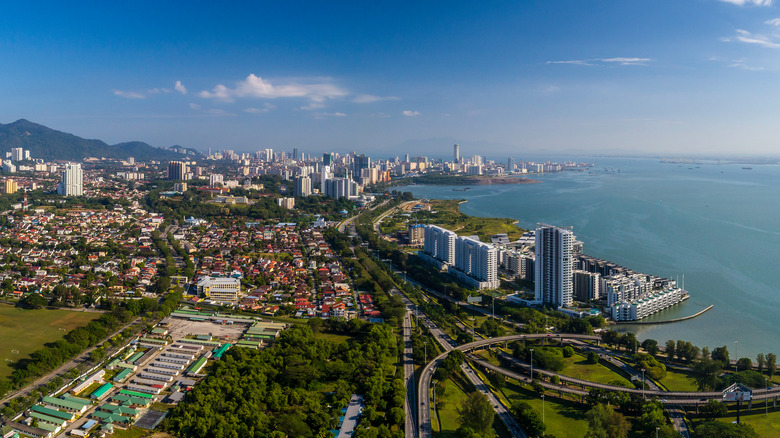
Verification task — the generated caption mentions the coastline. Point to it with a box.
[615,305,713,326]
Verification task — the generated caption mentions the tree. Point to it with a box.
[766,353,776,379]
[700,400,728,418]
[736,357,752,372]
[757,353,766,374]
[692,357,722,391]
[711,346,730,368]
[562,346,574,358]
[457,392,495,436]
[664,340,675,361]
[584,403,630,438]
[511,401,545,437]
[637,401,666,435]
[642,339,659,357]
[586,351,599,364]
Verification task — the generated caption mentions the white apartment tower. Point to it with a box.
[295,175,312,196]
[454,236,498,285]
[534,225,574,307]
[423,225,456,265]
[58,163,83,196]
[453,144,460,163]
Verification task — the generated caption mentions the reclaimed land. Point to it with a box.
[409,174,541,185]
[0,304,100,378]
[416,199,526,241]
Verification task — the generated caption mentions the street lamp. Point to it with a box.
[655,426,659,438]
[541,394,545,425]
[767,378,770,416]
[424,341,428,364]
[530,348,535,380]
[735,340,739,373]
[641,368,646,399]
[432,380,438,423]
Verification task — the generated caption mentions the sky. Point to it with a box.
[3,0,780,158]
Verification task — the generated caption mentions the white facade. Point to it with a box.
[197,277,241,303]
[611,288,687,321]
[58,163,83,196]
[295,175,312,196]
[323,177,358,199]
[534,225,574,308]
[453,235,498,288]
[423,225,456,265]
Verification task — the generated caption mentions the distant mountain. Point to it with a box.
[0,119,201,161]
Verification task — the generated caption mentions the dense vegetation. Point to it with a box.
[0,119,188,161]
[165,322,405,438]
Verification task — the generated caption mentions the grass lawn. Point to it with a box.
[111,427,153,438]
[559,353,633,387]
[692,405,780,437]
[501,379,588,438]
[313,332,353,343]
[432,372,471,436]
[0,304,101,378]
[659,368,698,392]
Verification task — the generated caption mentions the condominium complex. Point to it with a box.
[57,163,83,197]
[534,225,574,308]
[419,225,498,289]
[167,161,188,181]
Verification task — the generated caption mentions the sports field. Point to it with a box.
[0,304,101,378]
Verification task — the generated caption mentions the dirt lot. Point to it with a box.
[165,318,248,342]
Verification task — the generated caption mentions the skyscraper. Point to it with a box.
[453,144,460,163]
[454,236,498,285]
[353,154,370,180]
[167,161,187,180]
[58,163,83,196]
[294,175,311,196]
[323,153,333,166]
[423,225,456,265]
[534,224,574,307]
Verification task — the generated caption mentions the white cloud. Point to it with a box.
[719,0,773,6]
[189,103,201,110]
[733,28,780,48]
[352,94,400,103]
[175,81,187,95]
[300,102,326,111]
[600,57,652,65]
[546,60,593,66]
[547,57,651,66]
[147,88,171,94]
[314,112,347,119]
[199,74,348,105]
[206,108,233,116]
[113,90,146,99]
[244,103,275,114]
[766,18,780,26]
[729,61,765,70]
[402,110,420,117]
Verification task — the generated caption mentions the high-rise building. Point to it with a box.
[507,157,515,172]
[454,236,498,286]
[209,174,224,187]
[293,148,299,160]
[453,144,460,163]
[534,225,574,307]
[167,161,187,180]
[423,225,457,265]
[323,153,333,166]
[58,163,83,196]
[323,177,357,199]
[3,179,17,194]
[295,175,311,196]
[11,147,24,162]
[321,165,332,187]
[353,154,370,180]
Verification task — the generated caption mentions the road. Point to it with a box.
[393,288,418,438]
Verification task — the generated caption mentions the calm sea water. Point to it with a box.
[404,157,780,359]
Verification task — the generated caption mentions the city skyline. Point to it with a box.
[4,1,780,156]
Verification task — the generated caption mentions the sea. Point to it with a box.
[402,157,780,360]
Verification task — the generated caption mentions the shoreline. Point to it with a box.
[616,304,713,326]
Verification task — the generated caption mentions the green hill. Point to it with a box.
[0,119,201,161]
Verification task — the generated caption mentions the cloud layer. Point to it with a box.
[199,74,348,103]
[547,57,651,66]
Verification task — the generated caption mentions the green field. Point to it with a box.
[432,373,471,436]
[501,379,588,438]
[559,353,633,387]
[398,199,525,242]
[692,405,780,437]
[0,304,101,377]
[659,368,698,392]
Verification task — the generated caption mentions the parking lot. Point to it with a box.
[165,318,248,342]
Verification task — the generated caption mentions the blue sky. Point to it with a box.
[3,0,780,157]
